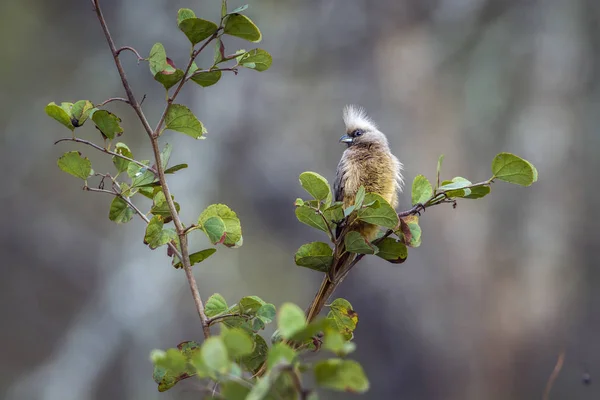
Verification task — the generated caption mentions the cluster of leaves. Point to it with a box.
[294,152,538,273]
[152,295,367,397]
[46,2,271,267]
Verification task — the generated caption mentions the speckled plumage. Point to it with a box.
[334,105,403,240]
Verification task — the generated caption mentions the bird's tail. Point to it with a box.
[305,251,352,322]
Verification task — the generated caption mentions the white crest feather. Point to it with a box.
[343,105,378,131]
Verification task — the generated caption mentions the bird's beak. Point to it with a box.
[339,134,353,144]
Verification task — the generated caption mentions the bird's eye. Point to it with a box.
[353,129,363,137]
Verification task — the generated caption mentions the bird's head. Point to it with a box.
[339,105,389,148]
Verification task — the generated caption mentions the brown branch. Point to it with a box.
[543,349,565,400]
[99,97,130,106]
[115,46,144,62]
[92,0,210,338]
[54,137,155,174]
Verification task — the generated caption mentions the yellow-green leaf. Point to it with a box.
[57,151,92,180]
[224,14,262,42]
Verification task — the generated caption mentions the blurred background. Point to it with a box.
[1,0,599,399]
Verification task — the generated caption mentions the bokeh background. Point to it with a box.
[2,0,599,399]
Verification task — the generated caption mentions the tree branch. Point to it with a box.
[92,0,210,338]
[55,137,155,174]
[99,97,130,106]
[543,349,565,400]
[115,46,144,62]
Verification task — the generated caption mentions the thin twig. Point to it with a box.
[99,97,130,106]
[543,349,565,400]
[84,186,182,259]
[92,0,210,338]
[115,46,144,62]
[55,137,155,174]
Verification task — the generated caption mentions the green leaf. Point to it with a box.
[438,177,472,198]
[229,4,249,14]
[214,38,225,64]
[277,303,307,339]
[436,154,444,188]
[223,328,255,358]
[202,216,226,244]
[205,293,228,318]
[151,349,188,392]
[295,242,333,272]
[91,109,123,140]
[224,14,262,42]
[174,249,216,269]
[323,202,344,224]
[238,48,272,71]
[190,70,222,87]
[201,337,229,374]
[327,298,358,340]
[45,102,75,130]
[323,330,356,356]
[108,197,134,223]
[491,152,538,186]
[299,172,331,202]
[221,0,228,18]
[198,204,243,247]
[356,193,399,229]
[344,231,377,254]
[164,104,206,139]
[464,185,491,199]
[398,215,422,248]
[112,142,132,173]
[177,8,195,23]
[152,341,201,392]
[314,359,369,393]
[71,100,94,127]
[154,67,185,90]
[144,216,177,249]
[164,163,188,174]
[177,10,218,45]
[150,190,181,222]
[257,304,276,324]
[57,151,92,180]
[375,238,407,263]
[412,174,433,205]
[237,296,266,315]
[295,205,329,233]
[267,342,295,370]
[220,381,250,400]
[159,143,172,169]
[128,162,156,188]
[288,318,331,343]
[240,334,268,374]
[148,43,168,75]
[354,186,366,209]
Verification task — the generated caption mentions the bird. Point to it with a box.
[334,105,404,240]
[306,105,403,321]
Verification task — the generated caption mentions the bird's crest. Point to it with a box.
[343,105,378,132]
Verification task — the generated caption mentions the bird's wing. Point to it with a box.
[333,158,345,203]
[333,158,346,239]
